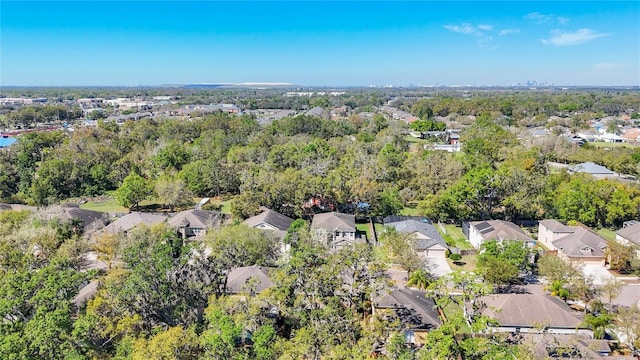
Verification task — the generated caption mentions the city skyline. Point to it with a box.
[2,1,639,87]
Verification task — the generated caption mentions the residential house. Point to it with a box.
[568,162,616,179]
[537,220,607,266]
[465,220,535,249]
[168,209,223,238]
[616,221,640,258]
[372,287,441,346]
[521,334,613,360]
[102,212,167,234]
[621,128,640,143]
[243,207,294,240]
[479,293,592,337]
[225,265,275,294]
[383,216,449,259]
[311,212,363,249]
[44,203,108,234]
[600,133,624,143]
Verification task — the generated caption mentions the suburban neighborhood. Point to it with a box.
[0,86,639,359]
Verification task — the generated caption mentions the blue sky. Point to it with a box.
[1,1,639,86]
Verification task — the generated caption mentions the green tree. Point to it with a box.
[154,176,195,212]
[379,230,423,275]
[406,269,431,290]
[115,172,152,209]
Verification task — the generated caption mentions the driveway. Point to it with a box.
[424,257,453,278]
[582,265,615,286]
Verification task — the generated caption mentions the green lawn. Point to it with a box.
[400,205,421,216]
[438,224,473,249]
[80,195,128,213]
[356,223,370,240]
[208,198,233,215]
[596,228,617,242]
[447,254,478,273]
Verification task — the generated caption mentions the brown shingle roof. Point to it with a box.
[103,212,167,234]
[480,294,583,329]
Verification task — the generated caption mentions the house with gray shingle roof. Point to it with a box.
[102,212,167,234]
[372,287,441,346]
[384,218,449,258]
[311,212,364,249]
[538,220,607,266]
[568,162,616,179]
[467,220,535,249]
[168,209,222,238]
[225,265,275,294]
[615,221,640,259]
[44,203,108,235]
[243,207,294,240]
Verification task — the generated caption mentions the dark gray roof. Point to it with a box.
[385,219,447,250]
[243,208,294,231]
[373,287,441,330]
[103,212,168,234]
[225,265,275,294]
[616,222,640,246]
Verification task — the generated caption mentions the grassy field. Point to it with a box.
[80,194,129,213]
[596,228,617,242]
[438,224,473,249]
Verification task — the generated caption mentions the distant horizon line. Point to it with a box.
[2,83,639,89]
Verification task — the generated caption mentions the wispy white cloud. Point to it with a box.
[526,12,569,25]
[498,28,519,36]
[443,23,519,48]
[540,28,610,46]
[443,23,478,35]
